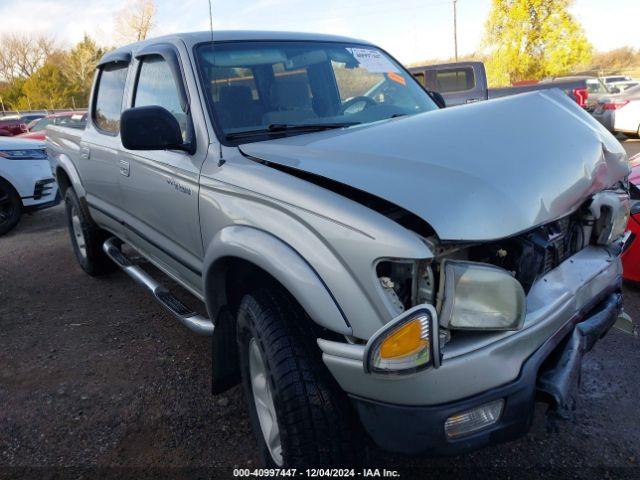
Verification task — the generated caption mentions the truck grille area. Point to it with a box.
[468,212,587,292]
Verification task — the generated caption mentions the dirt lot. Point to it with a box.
[1,139,640,478]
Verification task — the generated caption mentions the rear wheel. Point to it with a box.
[237,288,360,467]
[0,179,22,236]
[64,189,116,276]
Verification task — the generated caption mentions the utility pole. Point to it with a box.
[453,0,459,61]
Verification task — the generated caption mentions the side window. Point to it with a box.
[93,63,129,134]
[426,67,475,93]
[413,72,425,87]
[134,55,187,138]
[32,118,52,132]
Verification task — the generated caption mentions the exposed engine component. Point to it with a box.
[467,211,589,292]
[379,276,405,313]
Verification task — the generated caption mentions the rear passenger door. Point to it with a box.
[80,59,130,235]
[118,44,208,293]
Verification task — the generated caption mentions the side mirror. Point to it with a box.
[429,91,446,109]
[121,106,185,151]
[610,87,620,94]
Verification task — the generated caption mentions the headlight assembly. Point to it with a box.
[0,149,47,160]
[439,260,526,331]
[364,305,438,375]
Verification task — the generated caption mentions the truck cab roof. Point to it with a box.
[99,30,374,65]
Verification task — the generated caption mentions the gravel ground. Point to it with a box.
[1,139,639,479]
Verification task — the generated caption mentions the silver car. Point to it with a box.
[593,84,640,135]
[46,31,632,466]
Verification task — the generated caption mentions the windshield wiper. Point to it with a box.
[225,122,360,140]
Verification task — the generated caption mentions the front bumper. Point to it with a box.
[350,292,621,455]
[2,159,59,207]
[318,246,623,454]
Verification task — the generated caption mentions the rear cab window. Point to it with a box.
[425,67,475,93]
[93,63,129,135]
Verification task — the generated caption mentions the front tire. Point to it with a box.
[237,288,359,467]
[0,178,22,236]
[64,189,115,276]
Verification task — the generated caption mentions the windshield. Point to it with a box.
[195,41,438,142]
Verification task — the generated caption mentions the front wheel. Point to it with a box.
[237,288,360,467]
[0,179,22,236]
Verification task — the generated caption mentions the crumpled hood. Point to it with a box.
[240,89,629,241]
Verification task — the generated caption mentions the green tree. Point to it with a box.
[483,0,592,86]
[16,61,77,110]
[0,78,26,112]
[60,35,106,107]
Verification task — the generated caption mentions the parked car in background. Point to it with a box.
[623,154,640,282]
[602,75,632,86]
[592,85,640,136]
[0,137,59,235]
[18,113,46,124]
[19,111,88,141]
[409,62,593,108]
[0,116,28,136]
[545,76,613,111]
[47,31,631,467]
[612,80,640,92]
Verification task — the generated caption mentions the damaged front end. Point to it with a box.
[372,185,630,374]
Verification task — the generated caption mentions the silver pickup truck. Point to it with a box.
[47,31,632,467]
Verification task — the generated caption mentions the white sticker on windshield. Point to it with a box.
[347,48,399,73]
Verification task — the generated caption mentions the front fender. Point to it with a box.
[203,225,352,335]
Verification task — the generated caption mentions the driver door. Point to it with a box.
[118,45,208,293]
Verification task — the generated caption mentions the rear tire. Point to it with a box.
[237,288,360,467]
[0,179,22,236]
[64,189,116,276]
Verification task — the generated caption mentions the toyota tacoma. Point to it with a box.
[46,31,633,466]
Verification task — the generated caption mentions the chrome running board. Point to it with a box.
[103,237,214,336]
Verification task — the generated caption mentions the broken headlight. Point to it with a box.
[376,259,435,314]
[439,260,526,331]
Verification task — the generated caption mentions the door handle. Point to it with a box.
[119,159,130,177]
[80,146,91,159]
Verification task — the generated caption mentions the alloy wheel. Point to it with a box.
[248,338,283,466]
[70,205,87,259]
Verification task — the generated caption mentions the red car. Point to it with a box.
[0,117,28,136]
[18,111,87,140]
[623,154,640,282]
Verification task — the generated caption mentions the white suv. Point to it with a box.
[0,137,59,235]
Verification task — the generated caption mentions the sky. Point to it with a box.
[1,0,639,64]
